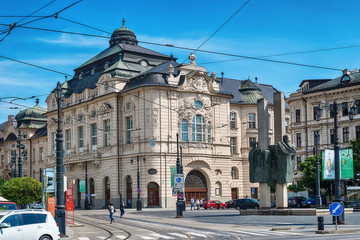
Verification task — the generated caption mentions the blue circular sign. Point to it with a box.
[137,188,141,193]
[176,177,181,183]
[329,202,343,216]
[178,193,183,199]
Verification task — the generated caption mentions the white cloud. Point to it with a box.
[36,33,108,47]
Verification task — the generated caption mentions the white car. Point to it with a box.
[0,209,60,240]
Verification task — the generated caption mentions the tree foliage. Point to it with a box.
[349,137,360,183]
[0,177,42,205]
[288,183,305,193]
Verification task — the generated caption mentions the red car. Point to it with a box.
[0,202,18,210]
[203,200,227,209]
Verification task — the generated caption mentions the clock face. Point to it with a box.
[140,60,148,67]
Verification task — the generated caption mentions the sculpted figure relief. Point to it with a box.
[248,135,296,185]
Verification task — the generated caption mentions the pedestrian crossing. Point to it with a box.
[74,229,306,239]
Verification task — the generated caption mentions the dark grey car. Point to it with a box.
[233,198,259,210]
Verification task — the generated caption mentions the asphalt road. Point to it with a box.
[65,208,360,240]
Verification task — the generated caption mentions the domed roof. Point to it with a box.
[15,99,47,128]
[239,79,263,104]
[109,19,138,47]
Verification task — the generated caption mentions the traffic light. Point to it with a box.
[47,176,54,187]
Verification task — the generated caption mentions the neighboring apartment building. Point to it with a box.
[287,70,360,184]
[0,22,289,209]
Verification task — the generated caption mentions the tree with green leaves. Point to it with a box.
[0,177,42,205]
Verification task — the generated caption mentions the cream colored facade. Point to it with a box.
[287,73,360,184]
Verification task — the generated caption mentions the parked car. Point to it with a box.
[203,200,227,209]
[225,199,238,208]
[0,202,18,210]
[31,202,43,209]
[233,198,260,210]
[288,196,307,208]
[302,195,327,207]
[0,209,60,240]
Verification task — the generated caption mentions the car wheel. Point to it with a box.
[222,206,226,209]
[210,206,214,210]
[236,206,240,210]
[39,235,52,240]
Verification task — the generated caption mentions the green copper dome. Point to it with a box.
[109,19,138,47]
[15,99,47,128]
[239,79,263,104]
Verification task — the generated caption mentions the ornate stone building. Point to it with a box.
[1,22,288,209]
[287,70,360,184]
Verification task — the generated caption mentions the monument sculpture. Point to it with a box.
[249,135,296,186]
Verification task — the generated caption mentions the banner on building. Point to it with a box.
[79,180,85,192]
[170,167,176,188]
[340,149,354,179]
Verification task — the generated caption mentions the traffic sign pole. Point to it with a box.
[329,202,343,230]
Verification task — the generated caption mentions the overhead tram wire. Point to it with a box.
[0,24,342,72]
[181,0,251,64]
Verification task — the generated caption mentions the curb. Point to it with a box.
[316,229,357,234]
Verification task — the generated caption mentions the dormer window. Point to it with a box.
[104,62,109,70]
[79,73,83,80]
[91,68,95,76]
[341,74,350,84]
[140,60,148,67]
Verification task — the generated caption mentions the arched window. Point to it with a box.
[231,167,238,179]
[215,181,222,196]
[181,119,188,142]
[192,115,205,142]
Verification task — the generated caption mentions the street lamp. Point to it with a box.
[312,130,322,206]
[84,160,90,209]
[130,155,145,211]
[53,81,66,236]
[315,99,358,223]
[17,130,27,177]
[176,133,184,217]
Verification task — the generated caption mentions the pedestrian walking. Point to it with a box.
[120,200,125,217]
[190,196,195,211]
[200,198,203,209]
[127,199,131,208]
[196,198,200,210]
[108,203,115,223]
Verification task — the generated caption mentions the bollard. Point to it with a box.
[317,216,324,231]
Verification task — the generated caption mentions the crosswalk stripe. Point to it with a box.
[150,233,175,239]
[116,235,128,239]
[187,232,207,237]
[136,235,155,240]
[235,230,268,236]
[78,238,90,240]
[271,231,304,235]
[169,233,187,238]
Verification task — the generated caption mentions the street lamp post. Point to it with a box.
[131,155,145,211]
[17,130,27,178]
[11,152,17,178]
[84,160,90,209]
[176,133,184,217]
[54,81,66,236]
[315,98,358,224]
[313,131,322,206]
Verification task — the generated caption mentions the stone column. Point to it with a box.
[273,91,288,208]
[257,98,271,208]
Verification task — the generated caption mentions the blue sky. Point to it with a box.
[1,0,360,123]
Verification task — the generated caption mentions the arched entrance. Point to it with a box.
[76,179,81,208]
[126,176,132,208]
[104,177,110,207]
[185,170,208,204]
[89,178,95,209]
[147,182,159,206]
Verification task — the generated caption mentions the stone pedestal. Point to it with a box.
[275,183,288,208]
[259,182,271,209]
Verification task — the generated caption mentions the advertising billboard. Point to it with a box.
[322,149,354,180]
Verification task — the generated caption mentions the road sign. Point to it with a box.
[174,174,184,189]
[137,188,141,193]
[178,192,183,199]
[329,202,343,216]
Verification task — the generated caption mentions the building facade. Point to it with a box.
[1,22,289,209]
[287,70,360,184]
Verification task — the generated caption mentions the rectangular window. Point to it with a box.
[230,112,236,129]
[295,109,300,123]
[313,106,318,120]
[91,123,97,151]
[313,131,320,145]
[296,133,301,147]
[125,116,132,144]
[248,113,256,129]
[104,120,110,146]
[329,104,335,118]
[285,118,289,132]
[39,147,43,161]
[343,127,349,142]
[330,129,335,144]
[296,157,302,170]
[51,132,56,156]
[249,137,256,147]
[78,126,84,152]
[342,102,348,116]
[181,120,188,142]
[65,129,71,152]
[356,126,360,140]
[230,137,236,154]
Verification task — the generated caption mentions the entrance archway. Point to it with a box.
[147,182,160,206]
[89,178,95,209]
[104,177,110,207]
[185,170,208,204]
[126,176,132,208]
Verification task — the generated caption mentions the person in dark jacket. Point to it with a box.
[120,201,125,217]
